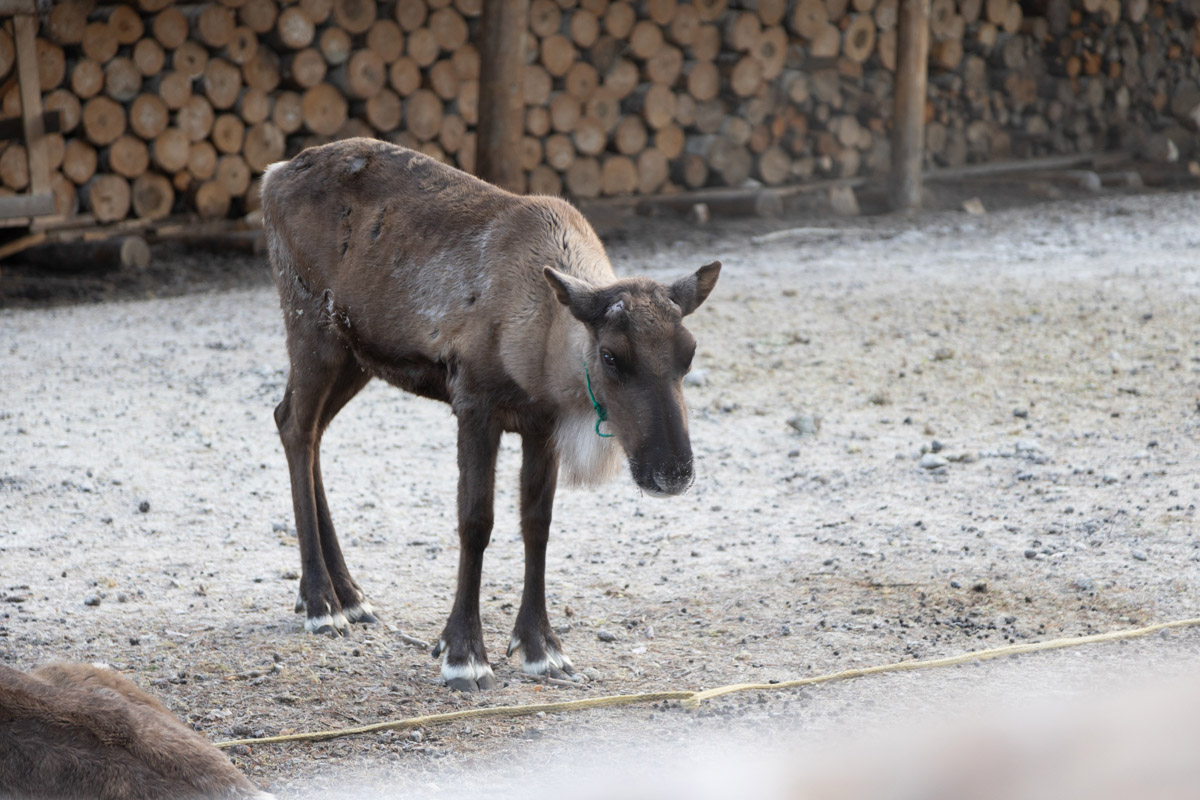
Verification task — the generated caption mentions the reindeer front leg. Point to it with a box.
[433,407,501,691]
[506,431,574,677]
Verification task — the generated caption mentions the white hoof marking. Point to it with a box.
[304,611,348,634]
[441,654,495,684]
[343,601,374,622]
[519,642,574,675]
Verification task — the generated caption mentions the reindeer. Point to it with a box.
[262,138,719,691]
[0,662,272,800]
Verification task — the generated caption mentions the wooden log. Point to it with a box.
[174,41,210,80]
[541,34,576,77]
[318,26,352,65]
[530,0,562,37]
[452,43,479,80]
[843,14,876,62]
[527,104,551,137]
[63,139,98,185]
[272,90,304,134]
[404,88,443,141]
[36,39,66,92]
[285,47,326,88]
[46,0,92,46]
[301,83,348,135]
[672,152,708,188]
[69,59,102,100]
[549,92,581,132]
[330,49,385,98]
[791,0,828,38]
[131,172,173,219]
[212,113,246,154]
[104,134,149,179]
[43,134,66,173]
[395,0,428,31]
[646,45,684,85]
[275,6,317,50]
[133,38,166,76]
[407,28,440,67]
[565,62,599,100]
[692,23,721,59]
[439,113,467,153]
[604,59,639,98]
[614,114,647,154]
[82,96,125,146]
[724,11,761,52]
[572,116,607,155]
[191,180,231,218]
[521,136,542,171]
[583,86,619,132]
[366,19,404,62]
[754,26,787,79]
[528,163,562,195]
[430,7,469,50]
[203,58,243,110]
[728,55,764,97]
[601,154,637,195]
[178,95,215,142]
[223,26,259,65]
[655,122,684,158]
[242,49,281,91]
[457,79,478,125]
[686,60,720,100]
[564,156,600,197]
[545,132,574,170]
[0,144,29,190]
[667,3,699,45]
[810,22,840,57]
[630,20,665,59]
[389,57,421,96]
[188,140,218,180]
[694,0,728,22]
[152,71,192,110]
[44,90,82,133]
[151,127,189,173]
[636,147,668,193]
[570,9,600,47]
[363,87,402,131]
[604,2,635,37]
[81,22,118,64]
[0,28,13,80]
[216,153,251,196]
[194,5,237,49]
[239,0,279,34]
[523,64,553,106]
[130,94,169,140]
[152,7,188,49]
[243,121,285,171]
[333,0,376,34]
[105,4,145,46]
[890,0,928,210]
[82,173,130,222]
[51,171,79,217]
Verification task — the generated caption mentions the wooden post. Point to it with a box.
[889,0,929,211]
[475,0,529,192]
[12,10,55,217]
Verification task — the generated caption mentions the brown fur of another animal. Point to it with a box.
[0,663,270,800]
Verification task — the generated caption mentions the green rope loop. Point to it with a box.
[583,362,614,438]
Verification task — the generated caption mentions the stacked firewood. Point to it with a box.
[0,0,1196,219]
[0,0,484,222]
[924,0,1200,167]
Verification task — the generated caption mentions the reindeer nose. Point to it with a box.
[647,460,694,497]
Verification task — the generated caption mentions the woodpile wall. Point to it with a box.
[0,0,1196,223]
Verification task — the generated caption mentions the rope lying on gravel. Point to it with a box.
[215,615,1200,749]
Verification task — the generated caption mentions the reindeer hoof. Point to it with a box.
[441,654,496,692]
[343,602,377,625]
[304,611,349,637]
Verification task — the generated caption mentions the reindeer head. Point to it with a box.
[544,261,721,497]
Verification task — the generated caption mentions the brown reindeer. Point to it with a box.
[0,662,272,800]
[262,138,719,690]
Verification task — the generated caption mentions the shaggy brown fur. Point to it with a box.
[261,138,719,689]
[0,663,270,800]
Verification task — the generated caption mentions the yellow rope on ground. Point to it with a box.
[215,616,1200,749]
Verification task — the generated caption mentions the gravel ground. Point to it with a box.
[3,188,1200,796]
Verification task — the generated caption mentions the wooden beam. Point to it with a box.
[889,0,930,212]
[0,192,55,220]
[12,13,51,204]
[0,110,64,142]
[475,0,530,193]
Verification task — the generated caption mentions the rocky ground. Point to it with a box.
[3,188,1200,797]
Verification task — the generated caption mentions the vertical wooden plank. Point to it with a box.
[475,0,530,192]
[889,0,930,212]
[12,13,51,201]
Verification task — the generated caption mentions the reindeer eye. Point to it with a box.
[600,350,617,369]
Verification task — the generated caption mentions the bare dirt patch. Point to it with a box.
[3,189,1200,795]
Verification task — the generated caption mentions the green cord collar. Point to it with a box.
[583,361,614,438]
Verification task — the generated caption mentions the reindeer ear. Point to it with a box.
[544,267,604,324]
[670,260,721,316]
